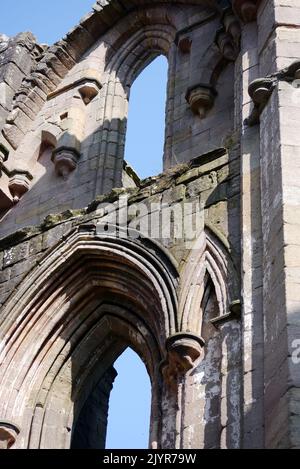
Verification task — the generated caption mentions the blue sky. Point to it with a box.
[106,348,152,449]
[0,1,167,448]
[0,0,95,44]
[125,57,167,179]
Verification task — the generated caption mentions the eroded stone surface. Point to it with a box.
[0,0,299,450]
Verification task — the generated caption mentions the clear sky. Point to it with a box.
[125,56,167,179]
[0,1,167,448]
[0,0,95,44]
[106,348,152,449]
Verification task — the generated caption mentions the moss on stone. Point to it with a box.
[0,226,37,249]
[86,187,138,214]
[40,209,80,230]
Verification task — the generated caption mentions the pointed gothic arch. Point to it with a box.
[0,225,179,448]
[178,225,242,449]
[179,225,240,334]
[93,8,178,192]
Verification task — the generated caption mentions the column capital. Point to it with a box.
[52,146,81,180]
[161,333,205,388]
[0,421,20,449]
[186,84,217,119]
[8,169,33,204]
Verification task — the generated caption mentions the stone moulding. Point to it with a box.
[179,224,240,335]
[0,229,179,448]
[185,84,217,119]
[248,78,276,106]
[0,421,20,449]
[211,299,242,327]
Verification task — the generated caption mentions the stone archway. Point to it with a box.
[0,225,193,449]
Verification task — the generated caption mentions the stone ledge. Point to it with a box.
[47,77,102,101]
[0,146,232,250]
[211,300,242,327]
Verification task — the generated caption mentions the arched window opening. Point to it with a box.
[106,347,151,449]
[71,347,151,450]
[124,56,168,180]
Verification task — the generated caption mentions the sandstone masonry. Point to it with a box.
[0,0,299,449]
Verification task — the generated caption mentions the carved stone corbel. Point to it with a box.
[222,8,241,43]
[186,85,217,119]
[285,61,300,81]
[52,146,81,180]
[211,300,242,327]
[249,78,275,106]
[161,333,205,389]
[232,0,261,23]
[78,83,100,105]
[216,29,238,61]
[0,421,20,449]
[8,169,33,203]
[216,7,241,61]
[47,77,102,103]
[246,77,276,126]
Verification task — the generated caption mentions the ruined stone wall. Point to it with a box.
[0,0,236,236]
[256,0,300,449]
[0,0,299,450]
[0,148,241,449]
[0,33,44,129]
